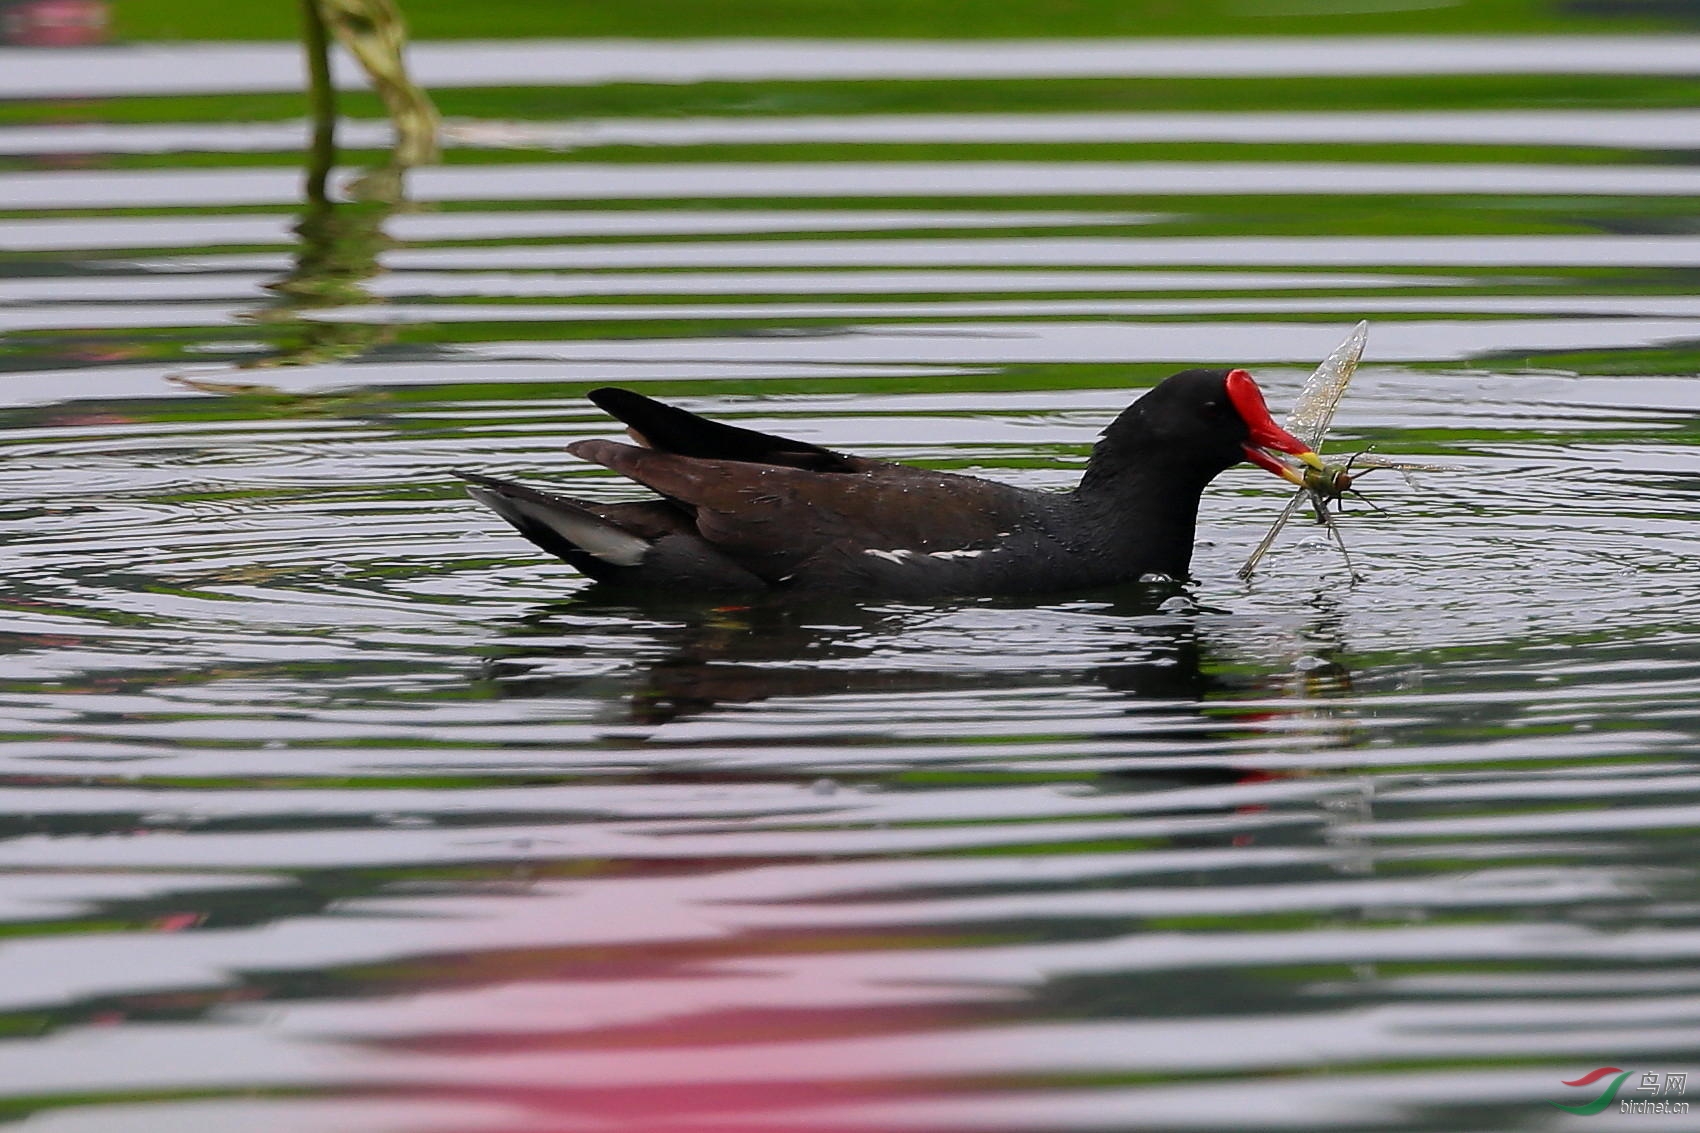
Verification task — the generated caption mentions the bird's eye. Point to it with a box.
[1197,400,1227,419]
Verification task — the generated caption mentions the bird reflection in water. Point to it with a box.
[477,582,1363,757]
[482,594,1031,725]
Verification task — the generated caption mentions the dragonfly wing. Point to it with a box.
[1347,454,1455,489]
[1349,456,1456,473]
[1285,320,1368,451]
[1237,490,1307,581]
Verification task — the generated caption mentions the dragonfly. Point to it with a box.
[1237,321,1451,582]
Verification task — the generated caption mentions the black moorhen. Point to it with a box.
[456,369,1322,597]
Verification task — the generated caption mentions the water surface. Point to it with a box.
[1,32,1699,1133]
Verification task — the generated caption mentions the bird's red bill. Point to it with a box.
[1226,369,1322,484]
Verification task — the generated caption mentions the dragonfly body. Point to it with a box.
[1303,461,1355,500]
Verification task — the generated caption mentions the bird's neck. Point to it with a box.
[1073,445,1215,578]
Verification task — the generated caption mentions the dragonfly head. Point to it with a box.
[1225,369,1326,485]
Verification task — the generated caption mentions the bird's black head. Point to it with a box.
[1082,368,1317,493]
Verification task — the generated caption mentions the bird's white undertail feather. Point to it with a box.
[467,487,648,566]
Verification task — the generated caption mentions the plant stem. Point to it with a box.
[299,0,337,204]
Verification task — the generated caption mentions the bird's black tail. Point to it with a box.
[587,387,854,471]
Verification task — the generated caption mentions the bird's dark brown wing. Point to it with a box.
[567,439,1038,580]
[587,387,877,472]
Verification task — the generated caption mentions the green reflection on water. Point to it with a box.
[114,0,1685,39]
